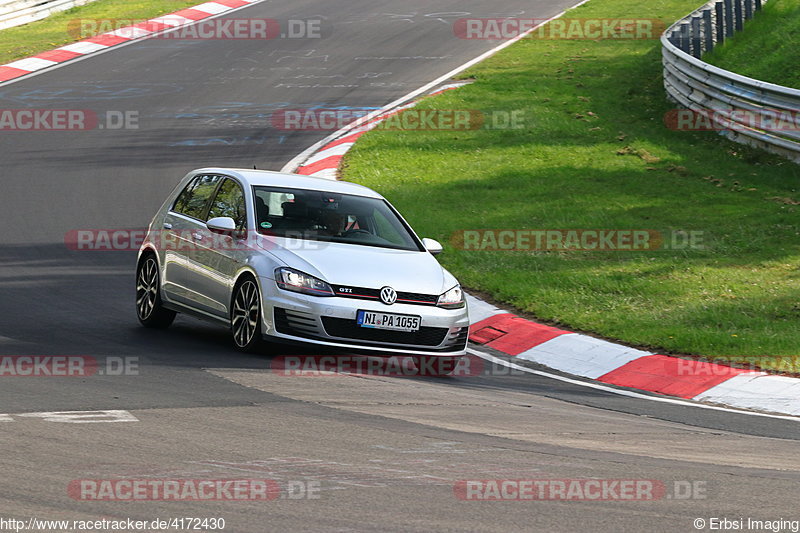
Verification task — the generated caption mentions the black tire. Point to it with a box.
[231,276,264,353]
[412,355,463,377]
[136,254,176,329]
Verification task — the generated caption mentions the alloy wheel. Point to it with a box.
[232,280,260,348]
[136,257,159,320]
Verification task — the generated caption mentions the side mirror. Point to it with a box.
[422,238,443,256]
[206,216,237,235]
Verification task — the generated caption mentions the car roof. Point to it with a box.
[192,168,384,199]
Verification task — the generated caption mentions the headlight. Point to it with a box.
[437,285,465,309]
[275,267,334,297]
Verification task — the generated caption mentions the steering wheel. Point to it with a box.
[342,228,371,237]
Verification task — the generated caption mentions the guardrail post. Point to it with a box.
[724,0,734,37]
[702,9,714,53]
[715,1,725,44]
[734,0,743,31]
[745,0,753,20]
[679,22,691,53]
[691,16,702,58]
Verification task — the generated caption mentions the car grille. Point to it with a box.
[332,285,439,306]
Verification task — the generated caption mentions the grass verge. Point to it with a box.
[342,0,800,372]
[0,0,203,65]
[704,0,800,89]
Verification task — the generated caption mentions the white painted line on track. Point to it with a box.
[6,410,139,423]
[467,348,800,423]
[281,0,593,173]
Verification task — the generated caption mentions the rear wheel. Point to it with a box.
[231,277,263,352]
[412,355,462,377]
[136,254,176,328]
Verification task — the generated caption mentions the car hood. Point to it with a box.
[259,236,452,295]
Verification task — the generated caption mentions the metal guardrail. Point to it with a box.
[0,0,98,30]
[662,0,800,163]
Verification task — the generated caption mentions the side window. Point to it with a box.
[207,178,246,230]
[172,175,223,219]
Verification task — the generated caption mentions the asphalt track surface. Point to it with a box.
[0,1,798,531]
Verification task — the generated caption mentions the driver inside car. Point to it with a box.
[319,209,350,237]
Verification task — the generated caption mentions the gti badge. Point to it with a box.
[379,286,397,305]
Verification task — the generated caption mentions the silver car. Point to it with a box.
[136,168,469,374]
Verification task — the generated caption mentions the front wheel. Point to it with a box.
[136,255,176,328]
[231,278,263,352]
[412,355,463,377]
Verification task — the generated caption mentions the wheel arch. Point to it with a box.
[137,245,159,267]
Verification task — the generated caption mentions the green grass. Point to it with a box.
[0,0,202,64]
[704,0,800,88]
[342,0,800,372]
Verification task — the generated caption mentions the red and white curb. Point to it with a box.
[289,85,800,418]
[467,295,800,416]
[0,0,260,84]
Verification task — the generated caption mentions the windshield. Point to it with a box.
[252,186,424,252]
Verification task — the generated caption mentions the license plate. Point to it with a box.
[357,310,421,332]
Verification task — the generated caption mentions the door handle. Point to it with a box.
[192,232,203,241]
[163,222,173,230]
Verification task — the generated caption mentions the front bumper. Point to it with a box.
[260,277,470,356]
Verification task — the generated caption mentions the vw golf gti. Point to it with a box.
[136,168,469,373]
